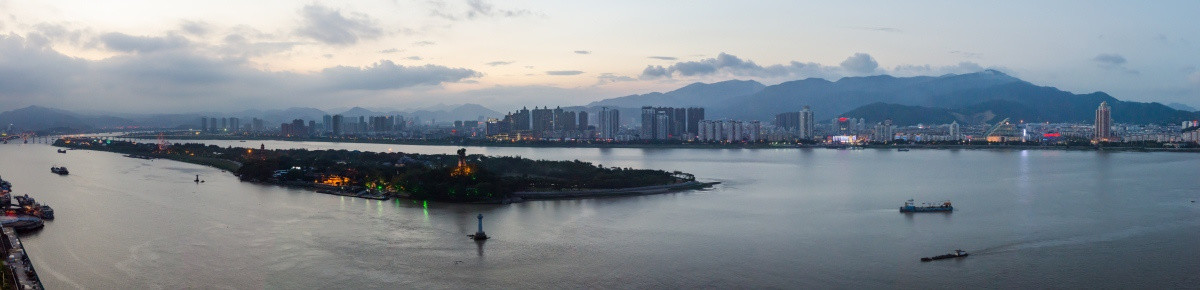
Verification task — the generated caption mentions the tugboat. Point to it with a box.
[921,249,968,262]
[50,166,69,175]
[900,199,953,212]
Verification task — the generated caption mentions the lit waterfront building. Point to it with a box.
[799,106,815,139]
[597,107,619,140]
[1094,101,1113,142]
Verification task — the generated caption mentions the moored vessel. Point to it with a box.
[51,166,69,175]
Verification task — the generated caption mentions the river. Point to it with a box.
[5,140,1199,288]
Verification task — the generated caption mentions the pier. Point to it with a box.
[1,227,43,289]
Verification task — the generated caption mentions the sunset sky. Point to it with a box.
[0,0,1197,113]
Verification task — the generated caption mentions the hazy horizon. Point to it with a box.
[1,1,1197,114]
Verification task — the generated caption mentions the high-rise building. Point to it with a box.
[799,106,815,139]
[331,115,343,136]
[209,118,217,133]
[201,117,208,132]
[532,107,553,132]
[577,111,589,130]
[598,107,619,140]
[221,118,228,131]
[949,121,961,140]
[229,118,240,133]
[323,115,333,133]
[1094,101,1112,141]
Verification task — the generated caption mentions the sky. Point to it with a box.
[0,0,1197,114]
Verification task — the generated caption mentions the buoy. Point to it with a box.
[469,214,489,240]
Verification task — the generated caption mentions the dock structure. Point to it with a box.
[1,226,43,289]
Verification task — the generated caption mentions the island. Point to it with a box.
[53,138,716,203]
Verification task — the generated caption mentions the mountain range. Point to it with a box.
[3,70,1196,131]
[589,70,1198,126]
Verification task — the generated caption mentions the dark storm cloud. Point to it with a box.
[295,4,383,45]
[839,53,879,75]
[546,70,584,76]
[99,32,190,53]
[648,56,677,61]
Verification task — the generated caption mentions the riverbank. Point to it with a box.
[513,181,719,200]
[119,133,1200,152]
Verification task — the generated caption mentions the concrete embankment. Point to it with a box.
[2,226,42,289]
[513,181,718,200]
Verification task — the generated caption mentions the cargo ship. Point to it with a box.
[899,199,953,212]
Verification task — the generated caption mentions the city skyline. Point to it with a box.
[0,1,1198,114]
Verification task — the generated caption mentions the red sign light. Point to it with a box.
[838,117,848,122]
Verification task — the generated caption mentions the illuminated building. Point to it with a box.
[598,107,619,140]
[985,118,1023,142]
[1094,101,1112,142]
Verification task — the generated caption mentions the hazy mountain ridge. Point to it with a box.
[589,70,1196,125]
[587,80,766,108]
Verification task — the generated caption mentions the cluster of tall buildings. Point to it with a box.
[201,116,265,133]
[639,107,704,140]
[486,106,593,139]
[773,106,815,139]
[697,120,761,142]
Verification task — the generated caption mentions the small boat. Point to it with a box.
[51,166,69,175]
[56,149,67,153]
[900,199,952,212]
[921,249,968,262]
[897,148,910,152]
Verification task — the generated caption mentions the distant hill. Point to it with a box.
[586,69,1198,125]
[587,80,765,108]
[1167,102,1197,112]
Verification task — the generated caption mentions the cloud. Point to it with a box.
[891,62,984,77]
[848,26,902,33]
[318,60,480,90]
[1093,53,1126,66]
[379,48,401,53]
[949,50,982,59]
[597,73,636,84]
[412,41,435,46]
[839,53,879,75]
[648,56,677,61]
[486,61,513,66]
[546,70,584,76]
[640,65,669,79]
[1093,53,1138,74]
[295,4,383,45]
[0,34,480,113]
[406,56,422,60]
[430,0,536,21]
[179,21,210,36]
[99,33,190,53]
[574,50,590,54]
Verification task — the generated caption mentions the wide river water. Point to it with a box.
[4,140,1199,288]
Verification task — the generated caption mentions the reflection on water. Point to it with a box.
[4,141,1199,288]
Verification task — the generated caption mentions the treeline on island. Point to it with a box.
[53,138,688,203]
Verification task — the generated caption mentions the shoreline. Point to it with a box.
[118,134,1200,152]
